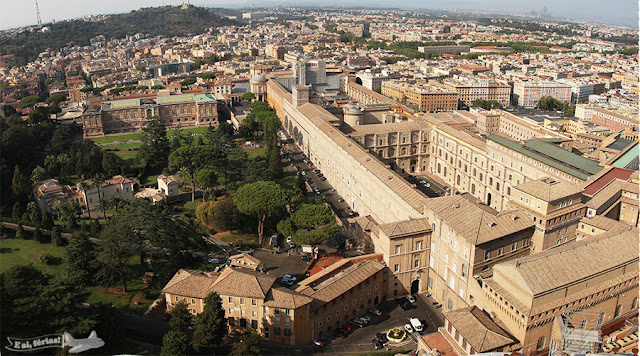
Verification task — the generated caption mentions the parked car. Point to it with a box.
[410,317,423,332]
[208,257,220,264]
[369,308,382,316]
[375,332,389,344]
[301,255,312,262]
[348,319,364,328]
[320,177,327,181]
[301,171,306,176]
[333,328,348,338]
[340,324,352,333]
[404,324,414,334]
[359,315,371,322]
[313,338,324,347]
[337,198,344,203]
[355,316,370,325]
[282,274,297,283]
[312,169,320,174]
[371,339,383,350]
[401,302,415,311]
[406,295,416,304]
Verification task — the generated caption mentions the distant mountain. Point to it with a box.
[0,6,239,67]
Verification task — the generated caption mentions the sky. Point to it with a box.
[0,0,638,30]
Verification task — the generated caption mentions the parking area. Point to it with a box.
[250,249,310,280]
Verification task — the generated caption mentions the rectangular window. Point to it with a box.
[228,297,233,303]
[394,244,402,254]
[485,251,490,260]
[191,299,196,304]
[252,299,257,306]
[274,327,281,335]
[498,248,503,256]
[394,264,400,272]
[284,328,292,336]
[240,298,245,305]
[414,259,420,268]
[415,241,422,250]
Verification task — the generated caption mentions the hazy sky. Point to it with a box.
[0,0,638,30]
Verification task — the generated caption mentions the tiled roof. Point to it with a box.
[583,167,634,196]
[296,259,385,310]
[427,195,535,245]
[444,306,516,352]
[264,287,313,309]
[161,269,220,299]
[211,267,276,299]
[493,228,639,296]
[586,179,638,210]
[579,215,633,233]
[514,177,582,202]
[378,218,431,239]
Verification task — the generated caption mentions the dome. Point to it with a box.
[251,74,267,84]
[342,102,362,114]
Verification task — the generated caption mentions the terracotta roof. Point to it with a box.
[583,167,634,196]
[444,306,516,352]
[296,258,385,310]
[514,177,582,202]
[426,195,535,245]
[229,252,262,265]
[579,215,632,233]
[161,269,220,299]
[211,267,276,299]
[378,218,431,239]
[264,287,313,309]
[586,179,638,210]
[493,228,639,296]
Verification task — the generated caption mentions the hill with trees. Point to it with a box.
[0,6,238,67]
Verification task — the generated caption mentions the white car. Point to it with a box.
[404,324,414,334]
[282,274,297,283]
[368,308,382,316]
[410,317,423,332]
[407,295,416,304]
[208,258,220,264]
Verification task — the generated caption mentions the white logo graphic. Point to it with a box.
[5,331,104,353]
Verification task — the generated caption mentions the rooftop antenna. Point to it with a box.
[35,0,42,27]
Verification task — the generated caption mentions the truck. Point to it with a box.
[409,317,423,332]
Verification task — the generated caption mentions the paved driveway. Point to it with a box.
[251,249,310,280]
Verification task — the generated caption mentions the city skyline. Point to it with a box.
[0,0,638,31]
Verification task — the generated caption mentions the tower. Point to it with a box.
[35,0,42,27]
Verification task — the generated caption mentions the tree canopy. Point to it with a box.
[234,181,289,244]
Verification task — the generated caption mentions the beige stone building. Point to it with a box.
[481,229,639,355]
[443,306,518,354]
[33,179,85,213]
[81,92,218,137]
[78,175,137,211]
[423,194,534,312]
[442,78,511,107]
[162,267,313,345]
[296,255,387,338]
[507,178,587,252]
[381,80,458,112]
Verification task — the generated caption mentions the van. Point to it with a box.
[410,317,423,332]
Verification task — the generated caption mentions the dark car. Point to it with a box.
[371,339,383,350]
[333,328,348,338]
[375,333,389,344]
[340,324,352,333]
[395,297,408,305]
[301,255,312,262]
[401,302,415,311]
[348,320,364,328]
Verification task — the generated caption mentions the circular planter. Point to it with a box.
[387,327,406,343]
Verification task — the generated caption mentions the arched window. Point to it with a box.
[456,175,461,185]
[537,336,545,350]
[496,183,500,191]
[471,184,476,194]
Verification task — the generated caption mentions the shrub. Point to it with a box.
[39,253,55,264]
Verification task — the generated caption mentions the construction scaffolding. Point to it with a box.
[549,308,603,356]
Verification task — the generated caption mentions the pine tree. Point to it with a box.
[194,292,226,352]
[169,301,192,331]
[160,330,191,356]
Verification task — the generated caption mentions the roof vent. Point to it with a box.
[452,203,460,210]
[488,222,497,227]
[515,259,521,267]
[511,215,519,220]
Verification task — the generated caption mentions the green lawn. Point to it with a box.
[167,126,210,137]
[246,147,266,158]
[91,133,144,144]
[220,233,258,246]
[114,152,137,168]
[101,142,142,151]
[182,200,203,215]
[0,238,66,275]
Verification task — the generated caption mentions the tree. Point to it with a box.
[199,73,216,80]
[30,165,46,183]
[169,301,192,331]
[285,204,338,249]
[212,196,242,232]
[97,198,110,219]
[45,93,66,105]
[15,223,25,239]
[234,181,289,245]
[195,201,216,228]
[2,104,17,117]
[54,200,81,229]
[169,145,218,202]
[194,292,226,353]
[102,151,121,177]
[63,232,98,286]
[51,227,64,246]
[40,211,54,230]
[97,218,137,292]
[161,329,191,356]
[12,165,30,203]
[180,78,196,86]
[241,92,256,101]
[296,175,307,195]
[194,168,218,201]
[18,95,41,108]
[33,226,46,243]
[231,332,263,356]
[136,118,170,172]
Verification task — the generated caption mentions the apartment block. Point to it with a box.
[442,79,511,107]
[381,80,458,112]
[512,82,571,107]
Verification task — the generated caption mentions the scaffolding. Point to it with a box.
[549,308,603,356]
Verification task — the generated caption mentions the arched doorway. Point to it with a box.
[355,77,363,85]
[487,192,493,206]
[411,280,420,294]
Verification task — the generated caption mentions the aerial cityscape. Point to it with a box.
[0,3,638,356]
